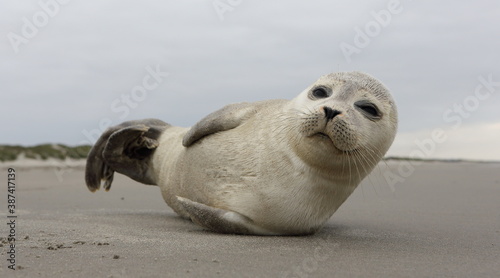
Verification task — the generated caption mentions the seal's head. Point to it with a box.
[288,72,398,179]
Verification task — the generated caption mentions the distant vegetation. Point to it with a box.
[383,156,464,162]
[0,144,91,162]
[0,145,496,164]
[383,156,498,164]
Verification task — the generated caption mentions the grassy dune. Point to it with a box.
[0,144,91,162]
[0,144,495,164]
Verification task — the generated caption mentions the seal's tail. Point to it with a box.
[85,119,170,192]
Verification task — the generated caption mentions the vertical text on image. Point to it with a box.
[6,168,17,270]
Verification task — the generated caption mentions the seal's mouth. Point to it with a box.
[316,132,330,140]
[312,132,336,146]
[311,132,357,154]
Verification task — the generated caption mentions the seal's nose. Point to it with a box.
[323,107,341,121]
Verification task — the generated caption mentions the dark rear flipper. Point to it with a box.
[85,119,170,192]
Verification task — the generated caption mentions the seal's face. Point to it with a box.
[290,72,398,173]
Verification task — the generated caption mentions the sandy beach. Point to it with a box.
[0,161,499,277]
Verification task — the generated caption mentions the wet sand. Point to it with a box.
[0,161,499,277]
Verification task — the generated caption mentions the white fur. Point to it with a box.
[150,72,397,235]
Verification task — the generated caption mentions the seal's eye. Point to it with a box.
[311,88,330,99]
[355,101,381,120]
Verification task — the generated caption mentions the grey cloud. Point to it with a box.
[1,0,498,157]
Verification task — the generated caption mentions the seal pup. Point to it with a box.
[85,71,398,235]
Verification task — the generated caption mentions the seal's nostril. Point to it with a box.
[324,107,341,121]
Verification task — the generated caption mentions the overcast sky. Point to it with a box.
[1,0,499,160]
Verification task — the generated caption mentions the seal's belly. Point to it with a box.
[177,129,265,204]
[157,120,358,234]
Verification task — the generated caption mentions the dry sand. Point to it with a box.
[0,161,499,277]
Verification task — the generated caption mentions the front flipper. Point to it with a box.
[176,196,276,235]
[85,119,170,192]
[182,102,257,147]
